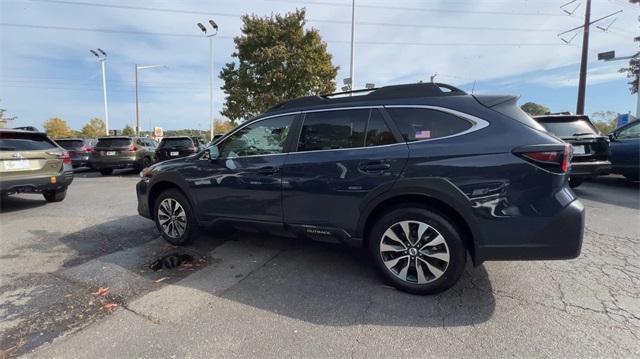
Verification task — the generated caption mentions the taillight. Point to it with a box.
[128,144,138,151]
[83,146,92,152]
[519,144,572,173]
[60,151,71,164]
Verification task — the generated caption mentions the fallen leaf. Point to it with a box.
[93,287,109,296]
[155,277,169,283]
[64,294,72,298]
[102,303,118,311]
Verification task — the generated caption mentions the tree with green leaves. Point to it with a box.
[219,9,338,122]
[591,111,618,134]
[122,125,135,136]
[0,100,17,128]
[43,117,74,138]
[82,118,106,138]
[520,102,550,116]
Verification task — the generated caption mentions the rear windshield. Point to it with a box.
[56,140,84,149]
[0,132,58,151]
[160,138,193,148]
[96,138,132,148]
[537,119,598,138]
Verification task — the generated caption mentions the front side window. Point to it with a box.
[218,114,295,158]
[618,122,640,139]
[387,108,474,142]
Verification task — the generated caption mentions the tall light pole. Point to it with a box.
[135,64,165,136]
[349,0,356,93]
[197,19,218,141]
[599,50,640,119]
[90,48,109,135]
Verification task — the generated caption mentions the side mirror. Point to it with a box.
[608,132,617,141]
[206,145,219,160]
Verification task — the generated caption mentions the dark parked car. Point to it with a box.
[136,83,584,294]
[90,136,156,175]
[0,129,73,202]
[608,120,640,182]
[55,138,97,168]
[534,114,611,188]
[155,136,205,162]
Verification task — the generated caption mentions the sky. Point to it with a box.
[0,0,638,132]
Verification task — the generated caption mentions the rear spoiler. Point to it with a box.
[473,94,519,109]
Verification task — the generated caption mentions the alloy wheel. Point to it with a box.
[379,220,450,284]
[157,198,187,238]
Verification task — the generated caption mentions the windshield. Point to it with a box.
[96,138,132,148]
[56,140,84,149]
[538,119,598,138]
[160,138,193,148]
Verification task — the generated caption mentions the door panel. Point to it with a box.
[611,122,640,172]
[282,108,408,236]
[186,114,296,222]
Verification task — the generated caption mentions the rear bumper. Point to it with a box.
[477,199,584,261]
[0,171,74,195]
[570,160,611,178]
[90,159,138,170]
[70,154,91,167]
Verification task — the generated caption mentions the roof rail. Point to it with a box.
[267,82,466,112]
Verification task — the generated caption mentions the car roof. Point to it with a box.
[264,82,467,115]
[97,136,133,140]
[0,128,47,135]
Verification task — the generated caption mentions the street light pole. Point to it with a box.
[198,20,218,141]
[576,0,591,115]
[90,48,109,135]
[134,64,166,136]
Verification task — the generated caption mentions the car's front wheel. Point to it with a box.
[368,207,466,294]
[154,189,197,245]
[43,188,67,203]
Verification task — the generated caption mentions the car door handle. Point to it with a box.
[358,161,391,172]
[257,166,279,175]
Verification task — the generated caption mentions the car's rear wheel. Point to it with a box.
[142,157,152,169]
[43,188,67,203]
[154,189,197,245]
[569,177,584,188]
[368,207,466,294]
[99,168,113,176]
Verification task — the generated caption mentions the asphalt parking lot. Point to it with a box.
[1,169,639,358]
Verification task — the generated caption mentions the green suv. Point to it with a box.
[90,136,156,175]
[0,129,73,202]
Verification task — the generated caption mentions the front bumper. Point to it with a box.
[570,160,611,178]
[0,170,74,195]
[477,199,584,261]
[136,179,152,219]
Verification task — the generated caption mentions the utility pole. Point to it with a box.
[90,48,109,135]
[349,0,356,93]
[135,64,140,136]
[558,1,622,115]
[576,0,591,115]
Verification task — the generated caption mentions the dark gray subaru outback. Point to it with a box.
[136,83,584,294]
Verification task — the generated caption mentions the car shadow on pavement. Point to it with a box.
[0,195,47,213]
[215,237,496,328]
[576,176,640,210]
[73,168,140,179]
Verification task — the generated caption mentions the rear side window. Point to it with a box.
[96,138,132,148]
[492,102,546,132]
[0,132,57,151]
[366,110,395,147]
[56,140,84,149]
[160,138,193,148]
[387,108,473,141]
[298,109,367,151]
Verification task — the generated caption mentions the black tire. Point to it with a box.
[154,189,197,245]
[99,168,113,176]
[368,207,466,295]
[569,177,584,188]
[43,188,67,203]
[142,156,152,169]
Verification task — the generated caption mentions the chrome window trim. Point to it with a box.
[384,105,490,144]
[287,141,407,156]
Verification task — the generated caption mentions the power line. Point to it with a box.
[0,23,574,47]
[262,0,571,17]
[26,0,566,33]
